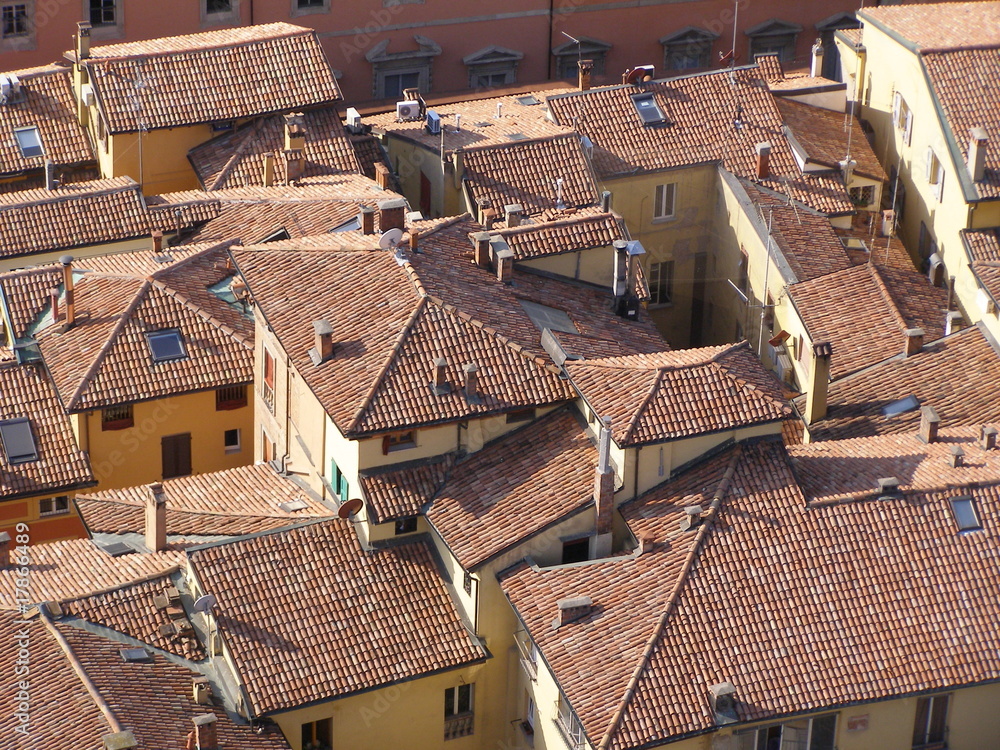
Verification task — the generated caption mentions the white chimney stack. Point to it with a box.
[810,38,824,78]
[969,127,989,183]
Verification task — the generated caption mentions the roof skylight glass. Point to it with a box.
[146,329,187,362]
[630,93,667,126]
[0,418,37,464]
[881,395,920,418]
[950,496,982,532]
[519,300,579,335]
[13,126,43,159]
[516,95,541,106]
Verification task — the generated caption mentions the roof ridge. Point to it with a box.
[599,444,744,750]
[867,262,909,331]
[148,239,233,282]
[621,366,667,446]
[494,211,617,238]
[205,118,267,191]
[56,564,182,604]
[0,179,139,210]
[462,131,577,155]
[87,23,308,63]
[418,212,475,238]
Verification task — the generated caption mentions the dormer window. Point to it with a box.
[13,126,42,159]
[146,329,186,362]
[0,417,37,464]
[950,496,982,532]
[631,93,667,126]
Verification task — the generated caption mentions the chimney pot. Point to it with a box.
[600,190,612,212]
[359,205,375,235]
[262,152,275,187]
[463,362,479,401]
[152,230,163,255]
[637,534,655,554]
[613,240,629,298]
[904,327,925,357]
[810,38,824,78]
[554,596,593,628]
[945,310,963,336]
[0,531,11,567]
[76,22,92,61]
[145,483,167,552]
[919,406,940,444]
[192,676,213,706]
[679,505,702,532]
[755,142,772,180]
[374,161,392,190]
[283,113,306,151]
[60,255,75,329]
[44,159,58,191]
[193,714,218,750]
[50,286,60,323]
[947,445,965,468]
[409,229,419,253]
[877,476,900,496]
[472,231,492,268]
[595,418,614,534]
[431,357,450,395]
[377,198,406,233]
[709,682,738,724]
[578,59,594,91]
[504,203,523,228]
[805,342,832,425]
[980,425,998,451]
[496,248,514,284]
[969,126,989,183]
[312,319,334,362]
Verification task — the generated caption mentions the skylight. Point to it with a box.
[519,300,578,335]
[881,395,920,418]
[331,216,361,233]
[516,95,540,106]
[0,418,37,464]
[13,126,42,159]
[949,496,982,532]
[146,329,187,363]
[630,93,667,126]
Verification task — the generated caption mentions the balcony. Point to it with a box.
[515,630,538,681]
[444,713,474,740]
[261,380,275,414]
[555,702,585,749]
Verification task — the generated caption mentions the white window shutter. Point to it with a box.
[904,110,913,146]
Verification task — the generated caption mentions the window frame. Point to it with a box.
[300,717,332,750]
[87,0,118,27]
[444,683,475,740]
[201,0,239,25]
[290,0,328,18]
[13,126,43,159]
[215,384,248,411]
[912,694,949,749]
[949,496,981,533]
[394,516,418,535]
[652,182,676,221]
[39,495,70,517]
[1,3,28,38]
[648,260,674,306]
[224,428,241,454]
[0,417,37,464]
[146,329,187,363]
[0,0,32,51]
[102,403,134,431]
[383,430,416,453]
[735,713,837,750]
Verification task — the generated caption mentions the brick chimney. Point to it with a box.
[947,445,965,468]
[804,342,832,425]
[980,425,998,451]
[594,418,614,535]
[0,531,10,568]
[192,714,218,750]
[496,247,514,284]
[151,230,163,255]
[60,255,75,328]
[431,357,450,395]
[919,406,940,444]
[810,38,824,78]
[904,328,924,357]
[378,198,406,233]
[463,362,479,402]
[312,319,334,362]
[968,127,988,183]
[409,229,419,253]
[755,142,771,180]
[145,483,167,552]
[472,232,492,268]
[359,205,375,235]
[553,596,592,628]
[578,59,594,91]
[679,505,702,532]
[262,152,275,187]
[504,203,523,228]
[283,113,306,152]
[76,22,91,61]
[374,162,392,190]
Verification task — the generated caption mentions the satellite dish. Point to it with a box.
[624,65,655,85]
[378,228,404,251]
[338,497,364,519]
[193,594,217,613]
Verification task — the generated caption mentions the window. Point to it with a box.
[926,148,945,201]
[394,516,417,535]
[506,408,536,424]
[653,183,676,220]
[205,0,230,12]
[631,93,667,125]
[520,694,536,742]
[552,36,611,79]
[292,0,327,15]
[146,329,186,362]
[515,629,538,680]
[102,404,134,431]
[562,537,589,564]
[367,36,440,100]
[649,260,673,305]
[463,570,472,595]
[0,418,37,464]
[300,718,332,750]
[262,348,276,414]
[13,126,42,158]
[383,71,421,100]
[949,496,981,532]
[464,45,522,90]
[39,495,69,516]
[89,0,116,26]
[893,92,913,146]
[660,27,718,71]
[224,428,241,454]
[330,459,349,501]
[849,184,875,207]
[2,4,27,37]
[215,384,247,411]
[298,0,324,6]
[161,433,192,479]
[382,431,416,453]
[202,0,237,23]
[556,695,585,749]
[444,684,474,739]
[519,300,578,335]
[736,714,837,750]
[913,694,948,749]
[746,19,802,63]
[882,394,920,418]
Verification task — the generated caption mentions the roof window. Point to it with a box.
[146,329,187,362]
[950,495,982,532]
[13,126,42,159]
[519,300,578,334]
[517,95,540,106]
[881,394,919,418]
[0,418,37,464]
[331,216,361,233]
[630,93,667,126]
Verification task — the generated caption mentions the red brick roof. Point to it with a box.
[76,464,332,537]
[187,519,485,715]
[0,362,93,499]
[775,98,885,181]
[360,454,455,524]
[78,23,342,134]
[963,227,1000,302]
[861,2,1000,51]
[566,343,790,446]
[789,262,949,379]
[427,409,598,569]
[489,210,625,260]
[0,265,61,338]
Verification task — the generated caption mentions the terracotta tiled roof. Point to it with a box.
[0,177,152,260]
[59,570,206,660]
[504,437,1000,748]
[360,454,455,524]
[839,227,916,270]
[0,538,182,609]
[427,409,597,569]
[0,265,60,338]
[838,27,863,47]
[963,227,1000,302]
[775,98,885,181]
[37,246,253,411]
[461,134,600,217]
[796,324,1000,442]
[789,262,949,379]
[861,2,1000,51]
[188,107,361,190]
[78,23,341,135]
[349,132,392,181]
[187,520,485,715]
[0,362,93,499]
[488,210,625,260]
[566,343,790,446]
[76,464,332,537]
[0,64,93,177]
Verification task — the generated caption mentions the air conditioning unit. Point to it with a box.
[396,99,420,122]
[7,73,19,97]
[425,109,441,135]
[82,84,96,107]
[0,77,10,100]
[345,106,362,133]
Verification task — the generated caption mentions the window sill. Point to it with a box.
[102,420,134,431]
[39,510,69,518]
[387,442,416,453]
[224,446,242,454]
[650,216,677,225]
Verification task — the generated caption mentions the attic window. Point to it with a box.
[517,95,540,106]
[261,227,291,243]
[119,647,153,663]
[881,395,920,418]
[0,418,37,463]
[950,496,982,532]
[631,93,667,126]
[146,329,187,362]
[519,300,578,335]
[13,126,42,158]
[331,216,361,233]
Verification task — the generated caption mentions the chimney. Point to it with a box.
[980,425,998,451]
[313,319,334,362]
[945,310,963,336]
[472,232,492,268]
[192,676,213,706]
[679,505,702,532]
[50,286,60,323]
[409,229,419,253]
[810,38,824,78]
[637,534,655,555]
[76,22,91,61]
[284,150,305,182]
[968,127,988,183]
[755,142,771,180]
[60,255,75,329]
[881,209,896,237]
[145,483,167,552]
[283,113,306,152]
[431,357,450,395]
[553,596,592,628]
[601,190,612,212]
[919,406,940,444]
[504,203,523,228]
[904,327,924,357]
[947,445,965,468]
[262,152,275,187]
[44,160,59,191]
[613,240,629,298]
[374,162,392,190]
[102,731,138,750]
[577,59,594,91]
[378,198,406,233]
[804,342,832,425]
[877,476,900,497]
[496,247,514,284]
[359,205,375,235]
[839,157,856,184]
[193,714,218,750]
[595,418,614,535]
[151,230,163,255]
[709,683,738,725]
[463,362,479,402]
[0,531,10,567]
